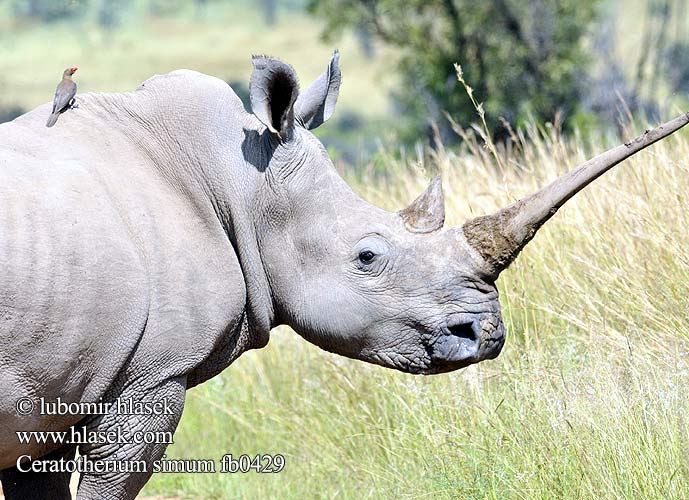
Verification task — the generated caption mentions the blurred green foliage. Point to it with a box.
[308,0,599,141]
[10,0,89,22]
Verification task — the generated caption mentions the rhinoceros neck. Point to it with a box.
[88,71,277,347]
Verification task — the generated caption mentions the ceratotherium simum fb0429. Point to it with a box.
[0,51,687,499]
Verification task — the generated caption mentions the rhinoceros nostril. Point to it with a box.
[447,321,476,341]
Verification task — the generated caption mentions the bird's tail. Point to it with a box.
[46,112,59,128]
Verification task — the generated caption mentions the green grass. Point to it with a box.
[140,119,689,499]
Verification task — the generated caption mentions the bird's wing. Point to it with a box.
[53,81,77,114]
[51,87,61,113]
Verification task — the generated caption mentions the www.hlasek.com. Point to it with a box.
[14,396,285,474]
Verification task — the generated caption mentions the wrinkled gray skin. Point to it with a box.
[1,51,687,500]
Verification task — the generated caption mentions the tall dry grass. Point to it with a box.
[143,118,689,499]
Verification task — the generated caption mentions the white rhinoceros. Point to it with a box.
[0,52,687,499]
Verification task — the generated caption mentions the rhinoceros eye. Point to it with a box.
[358,250,376,265]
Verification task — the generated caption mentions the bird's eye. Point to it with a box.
[358,250,376,264]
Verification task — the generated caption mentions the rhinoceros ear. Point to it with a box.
[250,56,300,141]
[294,50,341,130]
[398,176,445,233]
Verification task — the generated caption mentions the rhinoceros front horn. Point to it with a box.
[462,112,689,278]
[398,175,445,233]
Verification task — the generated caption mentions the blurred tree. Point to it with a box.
[11,0,88,22]
[147,0,185,16]
[355,25,375,58]
[194,0,208,18]
[582,0,688,130]
[631,0,689,119]
[97,0,129,31]
[307,0,599,142]
[262,0,277,25]
[581,10,633,129]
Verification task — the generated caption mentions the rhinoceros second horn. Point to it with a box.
[398,175,445,233]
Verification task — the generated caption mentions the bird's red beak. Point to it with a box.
[72,67,78,72]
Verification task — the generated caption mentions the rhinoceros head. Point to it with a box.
[246,51,689,375]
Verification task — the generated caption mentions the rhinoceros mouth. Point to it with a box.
[357,315,505,375]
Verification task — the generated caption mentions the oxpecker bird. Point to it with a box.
[46,66,78,128]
